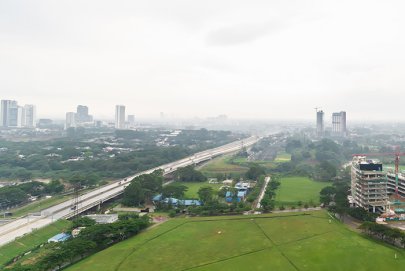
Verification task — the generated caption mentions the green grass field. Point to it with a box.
[0,219,71,268]
[274,176,332,206]
[66,211,405,271]
[199,155,248,176]
[274,152,291,163]
[172,182,223,199]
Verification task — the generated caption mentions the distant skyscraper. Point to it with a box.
[23,105,36,127]
[0,100,18,127]
[332,111,347,137]
[76,105,93,123]
[115,105,125,129]
[316,110,324,137]
[16,106,24,127]
[65,112,76,129]
[127,115,135,126]
[1,100,37,128]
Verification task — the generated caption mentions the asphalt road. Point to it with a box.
[0,136,259,247]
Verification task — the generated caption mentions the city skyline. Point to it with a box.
[2,1,405,121]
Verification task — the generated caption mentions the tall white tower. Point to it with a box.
[115,105,126,129]
[65,112,76,129]
[23,105,36,128]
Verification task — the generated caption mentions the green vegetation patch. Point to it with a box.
[274,152,291,163]
[199,155,248,175]
[66,211,405,271]
[275,176,332,206]
[279,230,404,271]
[189,248,296,271]
[172,182,223,199]
[0,219,71,268]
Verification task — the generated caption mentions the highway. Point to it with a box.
[0,136,259,247]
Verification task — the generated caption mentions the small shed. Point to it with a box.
[48,233,71,243]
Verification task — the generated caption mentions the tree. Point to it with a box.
[45,180,64,194]
[245,165,265,180]
[198,186,214,203]
[122,181,145,206]
[63,238,97,260]
[260,196,274,212]
[319,186,336,205]
[121,171,163,206]
[71,216,96,229]
[12,169,32,181]
[176,166,207,182]
[162,184,188,198]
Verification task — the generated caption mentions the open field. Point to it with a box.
[172,182,223,199]
[199,155,248,176]
[200,154,278,178]
[274,152,291,163]
[0,219,71,268]
[274,176,332,207]
[66,211,405,271]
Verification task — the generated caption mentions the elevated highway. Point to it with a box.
[0,136,259,246]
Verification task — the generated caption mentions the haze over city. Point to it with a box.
[2,0,405,120]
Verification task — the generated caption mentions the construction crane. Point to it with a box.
[352,147,405,199]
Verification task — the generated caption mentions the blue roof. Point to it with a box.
[48,233,70,242]
[225,191,232,197]
[163,198,179,204]
[183,200,202,206]
[152,194,163,201]
[161,197,201,206]
[237,191,246,197]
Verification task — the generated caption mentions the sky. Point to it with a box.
[1,0,405,121]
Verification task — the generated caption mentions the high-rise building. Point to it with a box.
[0,100,18,127]
[115,105,125,129]
[76,105,93,123]
[332,111,347,137]
[127,115,135,126]
[316,110,324,137]
[23,105,36,127]
[16,106,24,127]
[351,156,389,213]
[65,112,76,129]
[1,100,37,128]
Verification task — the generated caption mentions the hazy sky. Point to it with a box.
[1,0,405,121]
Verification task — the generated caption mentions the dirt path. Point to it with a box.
[255,176,271,209]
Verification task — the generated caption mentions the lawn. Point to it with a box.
[274,152,291,163]
[199,155,248,176]
[172,182,223,199]
[66,211,405,271]
[274,176,332,207]
[0,219,71,268]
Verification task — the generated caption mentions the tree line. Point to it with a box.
[359,222,405,249]
[260,176,280,212]
[8,214,150,271]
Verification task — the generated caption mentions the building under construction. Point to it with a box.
[351,156,388,213]
[386,170,405,198]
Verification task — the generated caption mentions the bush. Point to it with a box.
[168,210,176,218]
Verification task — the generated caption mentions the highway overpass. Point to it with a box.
[0,136,259,247]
